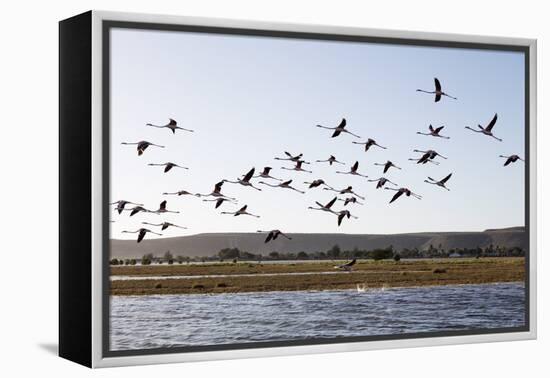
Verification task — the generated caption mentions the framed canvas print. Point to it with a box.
[59,10,537,368]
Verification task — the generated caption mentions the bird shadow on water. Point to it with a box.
[38,343,58,355]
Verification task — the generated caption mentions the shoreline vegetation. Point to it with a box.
[110,257,525,296]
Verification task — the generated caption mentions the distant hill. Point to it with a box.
[110,227,527,259]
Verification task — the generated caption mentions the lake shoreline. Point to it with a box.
[110,257,525,296]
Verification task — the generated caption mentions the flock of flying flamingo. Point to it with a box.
[113,77,524,244]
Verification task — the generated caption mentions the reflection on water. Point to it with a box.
[110,282,525,351]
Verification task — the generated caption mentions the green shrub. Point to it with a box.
[369,248,394,261]
[141,253,153,265]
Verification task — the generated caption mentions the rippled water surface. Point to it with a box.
[110,283,525,351]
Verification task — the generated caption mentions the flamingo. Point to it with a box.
[316,118,360,138]
[154,200,179,214]
[257,229,292,243]
[323,186,365,200]
[122,228,162,243]
[121,141,164,156]
[253,167,282,181]
[304,179,330,189]
[221,205,260,218]
[316,155,345,166]
[148,162,189,173]
[259,179,305,194]
[368,177,397,189]
[335,210,358,226]
[374,161,401,174]
[416,78,457,102]
[417,125,450,139]
[195,181,236,200]
[281,160,312,173]
[203,197,236,209]
[425,173,452,191]
[308,197,338,214]
[335,258,356,272]
[146,118,194,134]
[385,187,422,204]
[163,189,196,196]
[142,221,187,231]
[337,196,364,206]
[409,149,447,165]
[274,152,310,164]
[336,161,368,178]
[110,200,143,214]
[352,138,387,152]
[223,168,262,191]
[123,205,157,217]
[500,154,524,166]
[465,113,502,141]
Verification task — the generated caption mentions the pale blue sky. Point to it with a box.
[109,28,525,240]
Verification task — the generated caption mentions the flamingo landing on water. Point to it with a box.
[335,258,357,272]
